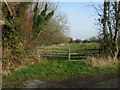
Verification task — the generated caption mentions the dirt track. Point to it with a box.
[24,72,119,88]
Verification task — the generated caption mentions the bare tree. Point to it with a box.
[36,12,70,46]
[96,0,120,59]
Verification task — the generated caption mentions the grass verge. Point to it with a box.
[3,60,119,88]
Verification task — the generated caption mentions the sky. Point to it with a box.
[58,2,103,40]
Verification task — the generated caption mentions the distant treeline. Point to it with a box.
[69,37,101,43]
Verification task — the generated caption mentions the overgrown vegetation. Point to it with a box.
[2,2,61,74]
[2,2,33,74]
[3,60,119,88]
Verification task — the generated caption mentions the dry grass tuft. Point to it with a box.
[84,56,119,67]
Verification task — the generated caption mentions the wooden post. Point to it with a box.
[51,47,53,58]
[37,49,39,57]
[68,48,70,60]
[36,47,39,57]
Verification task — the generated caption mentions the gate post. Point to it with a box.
[51,47,53,58]
[37,47,39,57]
[68,48,70,60]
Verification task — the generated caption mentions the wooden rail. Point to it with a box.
[35,46,100,60]
[36,46,70,60]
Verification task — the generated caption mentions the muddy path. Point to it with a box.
[24,72,119,88]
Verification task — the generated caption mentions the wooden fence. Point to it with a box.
[35,46,100,60]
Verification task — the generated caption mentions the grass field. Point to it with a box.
[3,43,118,88]
[3,60,118,88]
[51,43,99,50]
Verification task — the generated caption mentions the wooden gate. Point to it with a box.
[70,49,100,60]
[35,46,100,60]
[36,46,71,60]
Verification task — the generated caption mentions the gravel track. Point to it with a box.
[23,72,119,88]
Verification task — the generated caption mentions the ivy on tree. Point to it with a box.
[33,2,54,39]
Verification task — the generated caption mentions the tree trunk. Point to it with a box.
[113,1,120,60]
[103,0,108,44]
[102,0,109,55]
[117,1,120,59]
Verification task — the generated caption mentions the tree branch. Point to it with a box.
[4,0,13,16]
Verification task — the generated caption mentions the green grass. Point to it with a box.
[51,43,99,50]
[3,60,118,88]
[51,43,100,54]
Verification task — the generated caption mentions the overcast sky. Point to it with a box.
[59,2,103,40]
